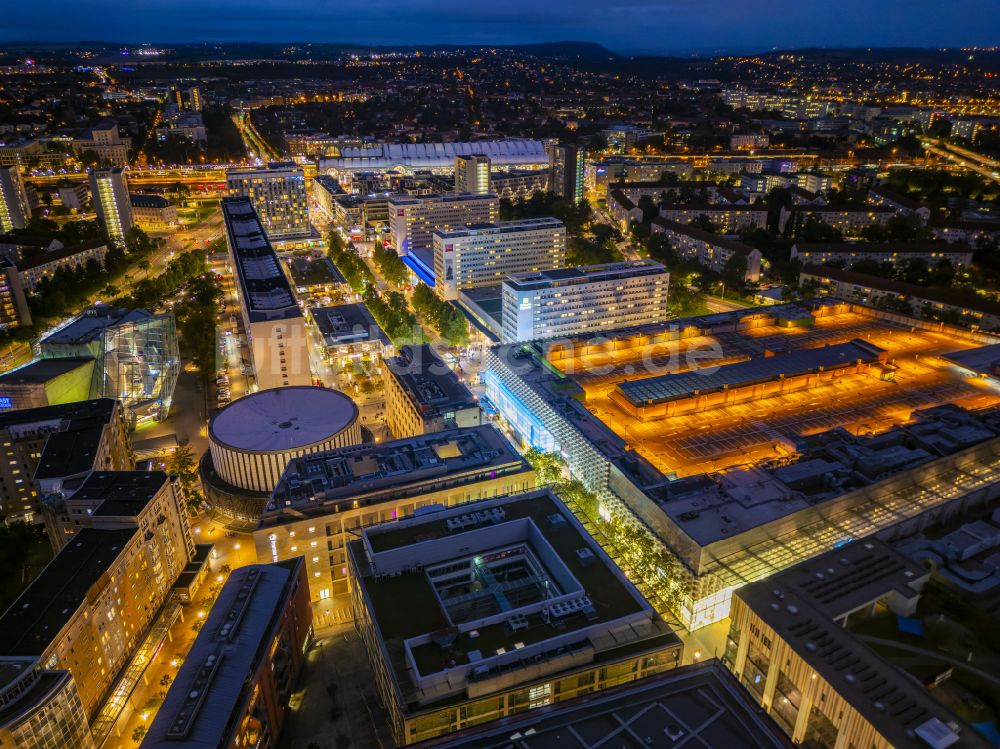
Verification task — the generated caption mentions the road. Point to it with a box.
[923,138,1000,183]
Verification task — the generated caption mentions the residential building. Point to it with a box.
[730,133,770,150]
[740,172,791,194]
[867,185,932,223]
[58,182,90,211]
[129,194,178,231]
[725,538,990,748]
[657,203,768,233]
[312,174,345,218]
[547,143,584,203]
[388,193,500,254]
[89,167,134,245]
[790,242,973,270]
[14,239,109,292]
[801,264,1000,330]
[454,154,491,195]
[432,218,566,301]
[383,344,480,438]
[72,119,131,167]
[652,218,763,281]
[0,261,31,330]
[780,205,895,236]
[501,260,670,343]
[39,305,179,423]
[349,488,682,745]
[0,471,192,727]
[255,425,535,614]
[226,162,311,240]
[795,171,833,194]
[490,169,547,200]
[154,111,207,145]
[141,560,312,749]
[0,659,94,749]
[222,197,311,389]
[0,165,31,232]
[0,399,131,526]
[587,159,694,191]
[930,218,1000,246]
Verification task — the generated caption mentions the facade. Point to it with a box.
[0,358,95,412]
[432,218,566,301]
[383,344,480,439]
[0,165,31,232]
[129,194,179,231]
[58,182,90,211]
[89,167,134,245]
[0,398,131,527]
[256,425,534,608]
[312,173,345,218]
[309,303,392,361]
[657,204,768,233]
[652,218,763,282]
[547,143,584,203]
[0,262,31,330]
[796,171,833,194]
[141,560,312,749]
[587,159,694,191]
[349,488,682,745]
[320,139,547,173]
[286,254,346,300]
[222,197,312,390]
[16,240,109,292]
[780,205,894,237]
[0,661,94,749]
[501,260,670,343]
[730,132,771,150]
[790,241,973,270]
[867,185,932,223]
[490,169,547,201]
[226,162,311,240]
[0,471,192,727]
[388,193,500,254]
[454,154,491,195]
[72,119,131,167]
[207,386,361,495]
[39,305,179,423]
[725,538,989,748]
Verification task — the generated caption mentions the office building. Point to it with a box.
[730,133,770,150]
[796,171,833,194]
[0,261,31,330]
[129,194,178,231]
[0,357,95,415]
[349,488,682,745]
[652,218,763,282]
[0,659,94,749]
[433,218,566,301]
[547,143,584,203]
[0,399,131,526]
[791,241,973,270]
[725,539,990,748]
[309,302,393,362]
[286,253,345,301]
[38,305,179,423]
[0,165,30,232]
[256,425,534,612]
[501,260,670,343]
[141,560,311,749]
[388,193,500,254]
[187,85,202,111]
[89,167,134,245]
[0,471,192,732]
[454,154,491,194]
[312,173,345,219]
[226,162,311,240]
[383,344,480,438]
[222,197,312,389]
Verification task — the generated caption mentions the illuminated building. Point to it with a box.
[383,344,480,439]
[656,203,768,233]
[222,197,311,389]
[779,205,894,237]
[866,185,931,223]
[0,660,93,749]
[432,218,566,301]
[254,425,534,614]
[72,119,131,167]
[791,242,973,270]
[724,538,990,748]
[129,194,179,231]
[730,133,770,150]
[348,488,682,745]
[321,139,547,174]
[89,167,133,245]
[501,260,670,343]
[388,193,500,255]
[547,143,584,203]
[454,154,491,195]
[0,165,31,232]
[38,305,179,423]
[489,169,547,200]
[226,163,311,240]
[311,174,344,219]
[652,219,762,282]
[187,85,202,111]
[14,239,109,292]
[141,559,312,749]
[0,471,193,735]
[484,300,1000,630]
[308,302,393,361]
[795,171,833,194]
[0,261,30,330]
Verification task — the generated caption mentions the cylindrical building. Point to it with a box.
[208,386,361,494]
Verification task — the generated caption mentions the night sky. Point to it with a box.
[4,0,998,53]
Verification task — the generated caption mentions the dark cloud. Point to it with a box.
[3,0,998,52]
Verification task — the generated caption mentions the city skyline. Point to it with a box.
[4,0,1000,53]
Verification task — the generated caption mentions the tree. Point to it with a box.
[689,214,717,233]
[796,219,843,243]
[132,726,148,744]
[524,448,563,484]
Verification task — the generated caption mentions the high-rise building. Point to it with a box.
[221,197,311,389]
[89,167,133,245]
[0,165,31,232]
[187,85,202,111]
[0,261,31,330]
[501,260,670,343]
[547,143,585,203]
[388,193,499,254]
[432,217,566,301]
[383,344,481,438]
[141,560,312,749]
[226,162,310,239]
[454,154,491,195]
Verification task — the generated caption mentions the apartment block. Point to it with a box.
[389,192,500,254]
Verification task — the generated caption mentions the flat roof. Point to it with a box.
[617,339,885,407]
[504,260,667,292]
[652,218,758,255]
[0,527,137,656]
[422,661,793,749]
[288,255,346,287]
[388,192,498,207]
[0,397,117,430]
[0,357,93,385]
[16,241,108,273]
[42,306,154,346]
[738,539,991,749]
[77,471,170,517]
[262,424,528,521]
[141,561,302,748]
[944,343,1000,375]
[209,386,358,453]
[385,344,477,415]
[310,303,390,347]
[433,217,564,240]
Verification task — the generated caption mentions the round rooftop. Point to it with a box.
[209,386,359,453]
